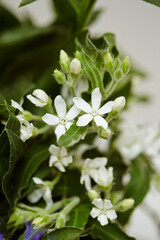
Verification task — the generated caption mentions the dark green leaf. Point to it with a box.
[91,221,136,240]
[0,104,15,120]
[19,0,37,7]
[103,33,119,57]
[67,204,91,229]
[142,0,160,7]
[42,227,83,240]
[58,123,87,147]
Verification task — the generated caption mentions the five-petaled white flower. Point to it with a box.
[90,198,117,226]
[42,95,80,139]
[80,157,113,191]
[16,115,34,142]
[49,144,73,172]
[27,177,53,210]
[27,89,49,107]
[73,88,114,129]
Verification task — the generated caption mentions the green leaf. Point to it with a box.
[82,49,106,97]
[67,204,91,229]
[58,123,87,147]
[42,227,83,240]
[142,0,160,7]
[91,221,136,240]
[103,33,119,57]
[19,0,37,7]
[0,104,15,120]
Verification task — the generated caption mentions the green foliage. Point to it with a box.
[19,0,37,7]
[91,221,136,240]
[142,0,160,7]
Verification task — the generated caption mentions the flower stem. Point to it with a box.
[61,197,80,215]
[37,125,51,135]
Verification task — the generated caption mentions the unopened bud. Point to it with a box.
[115,58,121,69]
[118,198,134,212]
[112,96,126,113]
[53,69,66,84]
[104,51,114,71]
[60,50,70,74]
[88,190,100,200]
[70,58,81,75]
[122,56,130,74]
[55,214,66,229]
[75,51,82,61]
[32,217,43,227]
[115,68,123,79]
[101,128,112,139]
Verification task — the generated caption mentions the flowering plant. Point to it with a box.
[0,0,160,239]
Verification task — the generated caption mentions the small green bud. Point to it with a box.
[115,68,123,80]
[75,51,82,61]
[60,50,70,74]
[122,56,130,74]
[32,217,43,227]
[118,198,134,212]
[100,128,112,139]
[88,190,100,200]
[112,96,126,113]
[53,69,66,84]
[55,214,66,229]
[115,58,121,69]
[104,51,114,72]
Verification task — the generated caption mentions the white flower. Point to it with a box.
[49,144,73,172]
[27,89,49,107]
[16,115,33,142]
[112,96,126,112]
[80,157,113,191]
[70,58,81,75]
[73,88,114,129]
[11,99,24,113]
[42,95,80,139]
[90,198,117,226]
[27,177,53,210]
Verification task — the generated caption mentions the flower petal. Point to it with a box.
[54,95,66,117]
[62,156,73,166]
[66,104,80,121]
[98,214,108,226]
[27,94,46,107]
[49,156,58,167]
[104,199,113,209]
[92,198,103,209]
[11,100,23,112]
[49,144,60,155]
[73,97,91,113]
[66,122,72,130]
[60,147,67,156]
[90,157,107,168]
[77,114,93,126]
[55,124,66,139]
[42,114,59,125]
[98,101,115,115]
[54,162,65,172]
[33,177,44,185]
[106,209,117,220]
[94,116,108,129]
[91,88,102,110]
[33,89,48,102]
[27,189,42,203]
[90,207,100,218]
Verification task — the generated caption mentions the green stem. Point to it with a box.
[47,199,69,214]
[105,78,117,99]
[37,125,51,134]
[71,87,76,97]
[31,115,42,121]
[61,197,80,215]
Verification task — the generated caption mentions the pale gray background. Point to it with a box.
[1,0,160,239]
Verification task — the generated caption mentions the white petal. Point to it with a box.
[49,144,60,155]
[80,174,91,191]
[54,162,65,172]
[98,214,108,226]
[66,104,80,121]
[90,208,100,218]
[66,122,72,130]
[60,147,67,156]
[70,58,81,74]
[42,113,59,125]
[33,89,48,102]
[91,88,102,110]
[92,198,103,209]
[33,177,44,185]
[27,189,42,203]
[77,114,93,126]
[27,94,46,107]
[49,156,58,167]
[94,116,108,129]
[54,95,66,117]
[98,101,115,115]
[62,156,73,166]
[106,209,117,220]
[73,97,91,113]
[90,157,107,168]
[11,100,23,112]
[55,124,66,139]
[104,199,113,209]
[43,187,53,210]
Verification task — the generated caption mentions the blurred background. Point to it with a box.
[1,0,160,239]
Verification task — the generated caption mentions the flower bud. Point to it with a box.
[23,110,34,121]
[75,51,82,61]
[115,58,121,69]
[70,58,81,75]
[32,217,43,227]
[118,198,134,212]
[104,51,114,72]
[88,190,100,200]
[53,69,66,84]
[115,68,123,80]
[112,96,126,113]
[27,89,49,108]
[100,128,112,139]
[122,56,130,74]
[55,214,66,229]
[60,50,70,74]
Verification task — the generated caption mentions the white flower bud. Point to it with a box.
[118,198,134,212]
[60,50,70,73]
[112,96,126,113]
[101,128,112,139]
[88,190,100,200]
[27,89,49,108]
[70,58,81,75]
